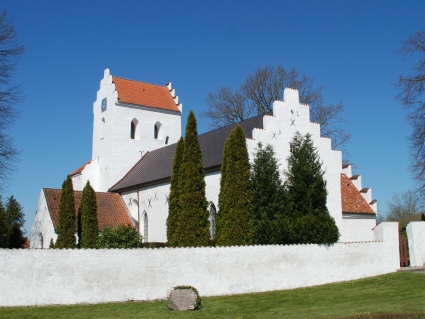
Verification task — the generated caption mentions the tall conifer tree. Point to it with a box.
[4,196,26,248]
[167,137,185,246]
[252,143,285,244]
[283,132,339,244]
[80,181,99,248]
[216,125,255,246]
[173,111,210,247]
[56,175,76,248]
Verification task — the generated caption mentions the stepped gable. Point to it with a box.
[112,76,181,112]
[109,114,266,192]
[43,188,133,231]
[340,174,375,214]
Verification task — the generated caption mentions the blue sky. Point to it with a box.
[1,0,424,233]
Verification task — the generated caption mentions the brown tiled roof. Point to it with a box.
[112,76,180,112]
[43,188,133,231]
[341,174,375,214]
[70,160,91,176]
[109,114,266,192]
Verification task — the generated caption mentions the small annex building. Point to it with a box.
[31,188,131,248]
[30,68,377,248]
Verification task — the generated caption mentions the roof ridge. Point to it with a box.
[44,187,120,196]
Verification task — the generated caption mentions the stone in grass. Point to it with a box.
[168,286,202,311]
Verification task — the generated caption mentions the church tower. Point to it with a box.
[71,69,182,192]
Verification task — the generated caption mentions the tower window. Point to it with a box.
[165,136,169,145]
[154,122,162,140]
[131,119,139,140]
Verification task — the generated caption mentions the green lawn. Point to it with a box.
[1,272,425,319]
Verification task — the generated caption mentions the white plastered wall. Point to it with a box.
[0,222,399,307]
[406,221,425,267]
[341,213,376,242]
[29,190,57,249]
[121,182,171,243]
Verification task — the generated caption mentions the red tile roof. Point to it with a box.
[70,160,91,177]
[43,188,133,231]
[341,174,375,214]
[113,76,180,112]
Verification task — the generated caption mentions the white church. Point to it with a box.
[30,68,377,248]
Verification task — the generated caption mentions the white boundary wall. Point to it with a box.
[407,221,425,267]
[0,223,399,307]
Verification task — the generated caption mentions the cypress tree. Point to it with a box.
[283,132,339,244]
[217,131,230,234]
[80,181,99,248]
[167,137,185,246]
[252,143,285,245]
[4,196,26,248]
[56,175,76,248]
[216,125,255,246]
[173,111,210,247]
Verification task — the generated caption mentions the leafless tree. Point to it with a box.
[0,9,24,190]
[397,31,425,191]
[203,65,351,150]
[383,190,424,231]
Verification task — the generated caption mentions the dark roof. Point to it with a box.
[109,114,266,192]
[44,188,133,231]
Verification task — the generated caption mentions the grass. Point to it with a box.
[1,272,425,319]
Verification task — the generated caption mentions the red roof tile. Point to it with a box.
[43,188,133,231]
[113,76,180,112]
[70,160,91,176]
[341,174,375,214]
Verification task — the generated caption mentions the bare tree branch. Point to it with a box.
[397,30,425,191]
[0,9,24,191]
[202,65,351,151]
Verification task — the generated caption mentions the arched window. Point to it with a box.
[154,122,162,140]
[143,211,148,242]
[208,202,217,240]
[131,119,139,140]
